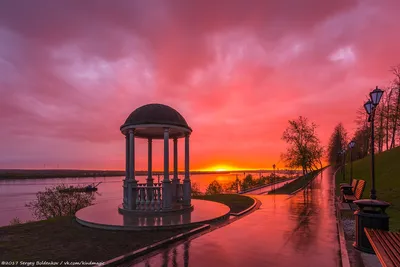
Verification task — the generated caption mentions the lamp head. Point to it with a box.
[364,100,373,115]
[349,140,356,149]
[370,86,384,106]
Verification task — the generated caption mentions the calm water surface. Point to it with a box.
[0,173,265,226]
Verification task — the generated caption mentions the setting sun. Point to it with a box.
[200,164,265,172]
[202,165,236,172]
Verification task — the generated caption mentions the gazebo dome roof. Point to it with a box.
[120,104,192,138]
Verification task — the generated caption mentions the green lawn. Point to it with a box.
[193,194,255,213]
[0,216,198,262]
[269,169,322,194]
[335,146,400,231]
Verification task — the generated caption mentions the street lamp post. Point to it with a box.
[353,86,390,253]
[272,164,276,192]
[348,140,356,185]
[364,86,384,200]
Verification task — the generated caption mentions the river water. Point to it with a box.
[0,172,278,226]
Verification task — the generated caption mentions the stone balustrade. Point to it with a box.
[177,183,183,201]
[127,181,186,211]
[136,183,163,211]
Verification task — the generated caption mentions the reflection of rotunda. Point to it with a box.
[75,104,230,230]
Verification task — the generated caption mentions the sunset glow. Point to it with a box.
[1,1,400,170]
[202,165,243,172]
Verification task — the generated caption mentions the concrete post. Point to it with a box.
[183,134,191,206]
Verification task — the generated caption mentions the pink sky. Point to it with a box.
[1,0,400,171]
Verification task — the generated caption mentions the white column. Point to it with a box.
[174,138,178,180]
[128,129,137,210]
[125,134,129,180]
[163,129,170,183]
[147,138,153,205]
[123,134,129,208]
[183,133,191,206]
[129,129,134,181]
[172,138,179,201]
[162,128,171,210]
[147,138,153,186]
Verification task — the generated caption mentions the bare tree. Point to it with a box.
[26,184,95,220]
[390,65,400,149]
[384,87,393,150]
[354,106,371,159]
[375,103,385,153]
[326,123,348,165]
[349,64,400,156]
[281,116,324,175]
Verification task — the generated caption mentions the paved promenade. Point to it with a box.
[131,167,340,267]
[241,178,296,195]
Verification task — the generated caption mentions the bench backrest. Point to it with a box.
[351,179,359,192]
[354,179,366,199]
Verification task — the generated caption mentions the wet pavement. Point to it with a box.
[129,167,340,267]
[242,178,296,195]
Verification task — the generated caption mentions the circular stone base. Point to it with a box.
[75,199,230,231]
[118,203,194,214]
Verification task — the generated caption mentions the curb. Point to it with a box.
[289,167,327,195]
[230,196,258,216]
[333,167,351,267]
[336,201,351,267]
[239,179,294,194]
[99,224,211,267]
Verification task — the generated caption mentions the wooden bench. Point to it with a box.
[364,228,400,267]
[343,179,366,203]
[340,179,358,202]
[341,179,358,192]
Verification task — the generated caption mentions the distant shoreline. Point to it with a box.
[0,169,282,180]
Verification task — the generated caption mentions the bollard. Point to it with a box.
[353,199,390,253]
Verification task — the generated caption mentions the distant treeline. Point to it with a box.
[0,169,289,179]
[0,169,126,179]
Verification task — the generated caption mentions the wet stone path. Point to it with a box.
[129,167,340,267]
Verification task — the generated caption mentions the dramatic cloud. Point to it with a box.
[1,0,400,170]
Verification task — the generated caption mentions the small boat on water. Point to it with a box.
[58,182,102,193]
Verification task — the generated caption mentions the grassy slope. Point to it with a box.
[193,194,255,213]
[335,146,400,231]
[269,169,322,194]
